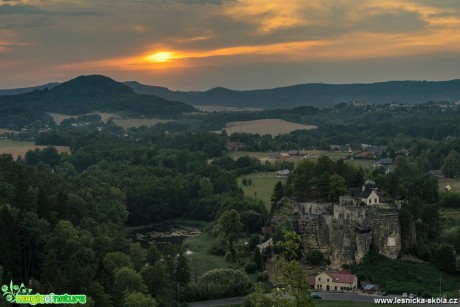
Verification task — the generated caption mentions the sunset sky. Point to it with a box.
[2,0,460,90]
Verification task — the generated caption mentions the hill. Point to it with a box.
[0,75,196,129]
[0,83,60,95]
[124,79,460,109]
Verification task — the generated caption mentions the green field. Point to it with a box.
[113,118,173,129]
[238,172,286,210]
[439,178,460,193]
[229,151,271,160]
[182,233,236,280]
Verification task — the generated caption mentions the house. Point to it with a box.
[313,272,358,292]
[256,238,273,252]
[226,141,246,150]
[353,187,379,205]
[268,152,290,161]
[379,158,393,165]
[379,158,394,174]
[429,169,445,179]
[275,169,290,177]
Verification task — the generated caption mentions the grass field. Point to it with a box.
[183,233,236,280]
[439,178,460,193]
[47,112,118,124]
[238,172,286,210]
[113,118,173,129]
[0,140,70,159]
[225,119,317,136]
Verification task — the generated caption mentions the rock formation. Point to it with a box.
[272,197,401,268]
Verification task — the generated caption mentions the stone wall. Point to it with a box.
[271,198,401,268]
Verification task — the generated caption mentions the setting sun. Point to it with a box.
[145,51,175,63]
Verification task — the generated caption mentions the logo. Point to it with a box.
[2,281,86,305]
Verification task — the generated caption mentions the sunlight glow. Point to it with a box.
[144,51,176,63]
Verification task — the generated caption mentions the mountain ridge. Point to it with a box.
[2,77,460,109]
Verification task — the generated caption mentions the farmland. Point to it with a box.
[224,119,317,136]
[0,140,70,159]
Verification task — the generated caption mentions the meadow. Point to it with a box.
[237,172,287,210]
[0,140,70,159]
[182,233,236,280]
[439,178,460,193]
[224,119,317,136]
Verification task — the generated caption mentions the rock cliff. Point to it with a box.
[272,198,401,268]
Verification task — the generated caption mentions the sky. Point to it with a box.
[2,0,460,90]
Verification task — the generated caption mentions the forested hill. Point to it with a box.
[0,83,59,95]
[0,75,196,116]
[125,79,460,109]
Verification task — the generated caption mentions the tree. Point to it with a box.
[328,174,347,202]
[274,230,314,307]
[434,244,456,273]
[217,209,243,262]
[123,291,157,307]
[113,267,148,303]
[147,244,160,264]
[441,150,460,178]
[140,262,170,296]
[129,243,147,271]
[175,250,191,284]
[103,252,134,274]
[254,248,263,270]
[271,181,284,212]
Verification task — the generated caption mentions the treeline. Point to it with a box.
[1,130,274,305]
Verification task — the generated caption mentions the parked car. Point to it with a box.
[312,293,322,299]
[402,293,408,298]
[409,294,415,299]
[381,291,387,296]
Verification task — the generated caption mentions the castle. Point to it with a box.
[271,182,401,268]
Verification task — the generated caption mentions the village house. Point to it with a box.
[268,152,290,161]
[354,186,380,205]
[226,141,246,150]
[275,169,290,177]
[309,272,358,292]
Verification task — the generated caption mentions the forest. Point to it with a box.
[1,99,460,306]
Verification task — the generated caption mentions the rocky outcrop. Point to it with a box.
[271,198,401,268]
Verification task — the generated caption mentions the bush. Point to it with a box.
[207,240,227,256]
[244,262,258,274]
[190,269,251,301]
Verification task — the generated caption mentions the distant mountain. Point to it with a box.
[0,83,60,95]
[124,80,460,109]
[0,75,196,116]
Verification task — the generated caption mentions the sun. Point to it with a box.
[145,51,175,63]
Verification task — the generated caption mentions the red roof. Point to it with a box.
[324,272,356,284]
[338,269,352,275]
